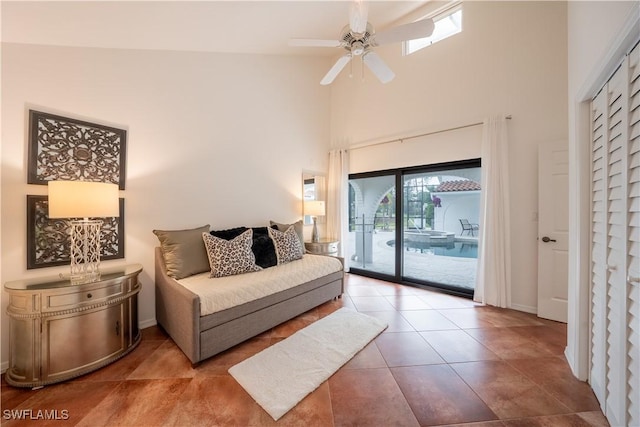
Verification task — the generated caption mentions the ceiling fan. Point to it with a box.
[288,0,435,85]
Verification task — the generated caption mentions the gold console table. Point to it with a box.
[4,264,142,388]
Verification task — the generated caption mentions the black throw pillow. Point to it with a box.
[210,227,277,269]
[249,227,278,268]
[210,226,248,240]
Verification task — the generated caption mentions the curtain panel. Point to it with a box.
[475,115,511,307]
[327,149,350,269]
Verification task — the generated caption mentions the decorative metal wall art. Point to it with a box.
[27,195,125,269]
[27,110,127,189]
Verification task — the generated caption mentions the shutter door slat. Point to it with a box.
[632,90,640,112]
[593,157,604,172]
[609,148,623,165]
[631,121,640,140]
[631,75,640,98]
[631,43,640,80]
[631,151,640,168]
[629,224,639,243]
[608,190,623,204]
[631,104,640,126]
[593,199,604,213]
[610,108,622,130]
[609,174,622,189]
[630,241,639,258]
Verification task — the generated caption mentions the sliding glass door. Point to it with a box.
[401,166,480,292]
[348,174,397,276]
[348,160,480,296]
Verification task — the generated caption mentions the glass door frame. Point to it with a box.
[348,158,481,298]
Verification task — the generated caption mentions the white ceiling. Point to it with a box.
[1,1,434,56]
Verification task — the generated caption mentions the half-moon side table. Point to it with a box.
[304,239,339,256]
[4,264,142,388]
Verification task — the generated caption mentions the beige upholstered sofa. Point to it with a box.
[153,223,344,364]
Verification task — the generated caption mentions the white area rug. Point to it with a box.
[228,307,387,420]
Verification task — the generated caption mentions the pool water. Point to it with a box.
[387,240,478,259]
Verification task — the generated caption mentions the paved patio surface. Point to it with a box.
[346,231,477,291]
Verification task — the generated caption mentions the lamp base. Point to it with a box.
[69,219,103,285]
[312,217,319,243]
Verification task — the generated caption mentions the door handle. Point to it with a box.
[541,236,556,243]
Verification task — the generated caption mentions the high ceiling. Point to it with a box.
[1,1,433,56]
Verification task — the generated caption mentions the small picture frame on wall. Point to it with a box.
[26,195,125,269]
[27,110,127,190]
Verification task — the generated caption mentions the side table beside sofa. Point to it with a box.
[4,264,142,388]
[304,239,339,256]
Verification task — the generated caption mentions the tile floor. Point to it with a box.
[1,274,609,426]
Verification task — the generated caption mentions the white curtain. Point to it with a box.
[327,149,350,269]
[474,115,511,307]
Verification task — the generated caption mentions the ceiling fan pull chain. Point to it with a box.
[361,55,365,82]
[349,56,353,79]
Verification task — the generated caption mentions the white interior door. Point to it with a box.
[537,142,569,323]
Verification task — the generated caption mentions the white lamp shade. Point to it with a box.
[305,200,326,217]
[48,181,120,218]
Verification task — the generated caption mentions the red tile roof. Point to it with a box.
[435,180,481,192]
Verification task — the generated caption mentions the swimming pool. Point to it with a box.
[387,240,478,259]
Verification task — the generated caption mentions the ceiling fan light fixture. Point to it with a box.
[351,41,365,56]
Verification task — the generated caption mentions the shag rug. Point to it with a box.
[228,307,387,420]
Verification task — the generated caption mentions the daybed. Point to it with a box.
[154,224,344,364]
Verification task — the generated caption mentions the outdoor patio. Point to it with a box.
[346,230,477,291]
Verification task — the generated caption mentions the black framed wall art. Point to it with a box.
[27,110,127,190]
[26,195,125,269]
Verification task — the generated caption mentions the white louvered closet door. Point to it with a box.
[590,41,640,427]
[627,42,640,427]
[591,82,607,415]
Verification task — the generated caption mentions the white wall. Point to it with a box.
[0,43,331,368]
[431,192,481,235]
[565,1,638,379]
[331,1,568,312]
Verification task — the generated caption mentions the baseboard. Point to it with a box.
[509,303,537,314]
[139,318,157,329]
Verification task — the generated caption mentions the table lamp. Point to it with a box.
[305,200,325,243]
[48,181,120,284]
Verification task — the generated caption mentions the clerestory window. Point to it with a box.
[404,2,462,55]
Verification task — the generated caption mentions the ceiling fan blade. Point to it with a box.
[321,54,352,85]
[371,19,435,46]
[288,38,342,48]
[349,0,369,34]
[363,51,395,84]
